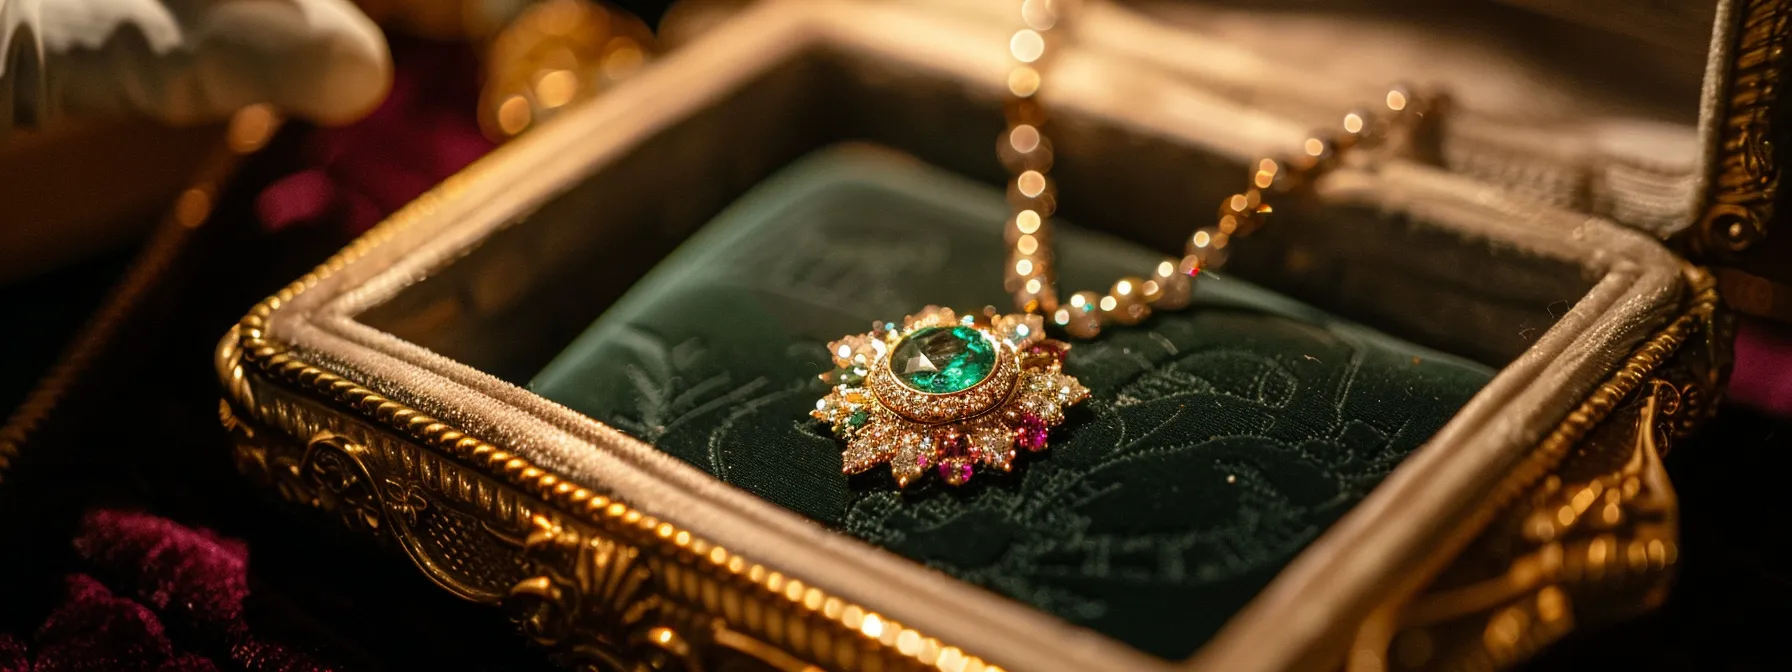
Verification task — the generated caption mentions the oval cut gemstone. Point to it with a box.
[890,326,997,394]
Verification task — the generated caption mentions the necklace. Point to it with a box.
[813,0,1440,488]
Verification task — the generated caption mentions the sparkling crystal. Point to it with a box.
[993,313,1044,347]
[890,326,998,394]
[915,434,937,469]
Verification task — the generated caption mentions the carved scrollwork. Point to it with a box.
[220,421,534,603]
[1691,0,1790,256]
[504,515,696,672]
[1655,270,1733,443]
[388,486,529,602]
[221,405,344,519]
[219,397,721,670]
[300,434,385,534]
[1354,383,1682,672]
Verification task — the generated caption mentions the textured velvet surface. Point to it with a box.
[530,146,1495,658]
[0,510,331,671]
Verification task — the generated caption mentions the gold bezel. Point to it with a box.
[868,326,1018,424]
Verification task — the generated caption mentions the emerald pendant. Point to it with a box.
[816,306,1088,488]
[890,326,997,394]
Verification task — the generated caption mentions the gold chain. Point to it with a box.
[1000,0,1443,338]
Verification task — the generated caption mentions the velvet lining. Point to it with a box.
[530,146,1495,658]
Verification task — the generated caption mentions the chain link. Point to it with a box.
[999,0,1444,338]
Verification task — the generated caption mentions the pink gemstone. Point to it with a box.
[1014,413,1049,451]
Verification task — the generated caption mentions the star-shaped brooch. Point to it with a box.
[812,306,1089,487]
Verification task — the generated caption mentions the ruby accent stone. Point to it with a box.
[1014,412,1049,451]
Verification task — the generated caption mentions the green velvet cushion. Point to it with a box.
[530,146,1494,659]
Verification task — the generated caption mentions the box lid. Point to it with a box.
[1526,0,1792,323]
[899,0,1792,321]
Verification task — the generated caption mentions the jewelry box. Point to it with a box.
[216,1,1776,669]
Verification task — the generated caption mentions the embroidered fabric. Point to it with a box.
[530,147,1494,658]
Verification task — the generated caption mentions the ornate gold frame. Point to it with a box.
[209,1,1754,670]
[217,259,1728,672]
[1348,268,1727,672]
[217,189,1010,671]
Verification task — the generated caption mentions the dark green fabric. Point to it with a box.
[530,146,1494,659]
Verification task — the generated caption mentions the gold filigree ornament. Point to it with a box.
[813,306,1087,487]
[813,0,1444,488]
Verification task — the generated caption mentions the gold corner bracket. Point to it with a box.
[1347,266,1729,672]
[1692,0,1787,256]
[1685,0,1792,321]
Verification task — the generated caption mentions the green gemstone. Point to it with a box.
[890,326,997,394]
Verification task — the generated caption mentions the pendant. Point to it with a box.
[813,306,1090,487]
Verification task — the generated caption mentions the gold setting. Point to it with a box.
[818,1,1448,489]
[865,333,1017,425]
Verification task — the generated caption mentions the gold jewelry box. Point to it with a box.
[216,1,1775,669]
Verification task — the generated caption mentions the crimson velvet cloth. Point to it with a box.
[254,36,494,236]
[0,510,329,672]
[1732,318,1792,415]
